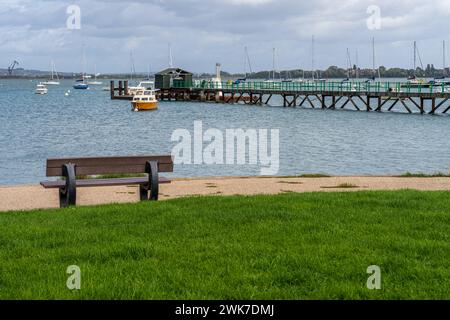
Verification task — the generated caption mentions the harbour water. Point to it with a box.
[0,79,449,185]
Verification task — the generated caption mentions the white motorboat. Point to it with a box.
[35,83,48,95]
[128,81,155,96]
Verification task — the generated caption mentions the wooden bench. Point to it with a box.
[40,155,173,208]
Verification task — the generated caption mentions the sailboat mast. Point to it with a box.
[413,41,417,76]
[130,51,136,81]
[272,47,276,80]
[54,61,59,81]
[443,40,446,77]
[169,43,174,68]
[244,46,248,79]
[372,37,376,78]
[311,35,315,81]
[355,49,359,79]
[346,48,350,79]
[246,47,253,76]
[82,44,87,82]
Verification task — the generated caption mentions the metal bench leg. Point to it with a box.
[139,185,148,201]
[59,163,77,208]
[140,161,159,201]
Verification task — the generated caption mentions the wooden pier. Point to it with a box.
[110,80,450,115]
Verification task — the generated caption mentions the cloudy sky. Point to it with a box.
[1,0,450,74]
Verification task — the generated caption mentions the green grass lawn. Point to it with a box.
[0,190,449,300]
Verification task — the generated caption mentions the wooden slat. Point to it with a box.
[46,155,174,177]
[47,155,173,168]
[40,177,171,189]
[46,163,174,177]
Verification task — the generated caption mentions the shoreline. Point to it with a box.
[1,175,449,212]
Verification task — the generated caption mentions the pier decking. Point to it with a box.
[110,80,450,115]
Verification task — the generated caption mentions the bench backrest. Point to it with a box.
[46,155,174,177]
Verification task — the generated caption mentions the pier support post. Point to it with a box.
[215,91,221,103]
[124,81,129,96]
[110,81,115,99]
[118,81,123,96]
[431,98,436,114]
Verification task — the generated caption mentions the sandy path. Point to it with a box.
[0,176,449,212]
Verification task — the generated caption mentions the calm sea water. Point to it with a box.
[0,79,449,185]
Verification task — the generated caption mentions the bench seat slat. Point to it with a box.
[46,163,174,177]
[40,177,171,189]
[47,155,173,168]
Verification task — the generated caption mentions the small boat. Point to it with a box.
[88,81,103,85]
[73,79,89,90]
[43,81,60,85]
[128,81,155,96]
[131,89,158,111]
[401,78,430,88]
[35,83,48,95]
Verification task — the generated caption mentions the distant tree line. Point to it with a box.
[197,64,449,79]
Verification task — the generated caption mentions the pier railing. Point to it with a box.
[172,80,448,94]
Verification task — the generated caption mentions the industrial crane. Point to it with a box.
[8,60,19,75]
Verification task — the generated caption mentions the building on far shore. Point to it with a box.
[155,68,193,89]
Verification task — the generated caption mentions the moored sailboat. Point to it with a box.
[73,78,89,90]
[73,46,90,90]
[88,66,103,85]
[42,61,60,85]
